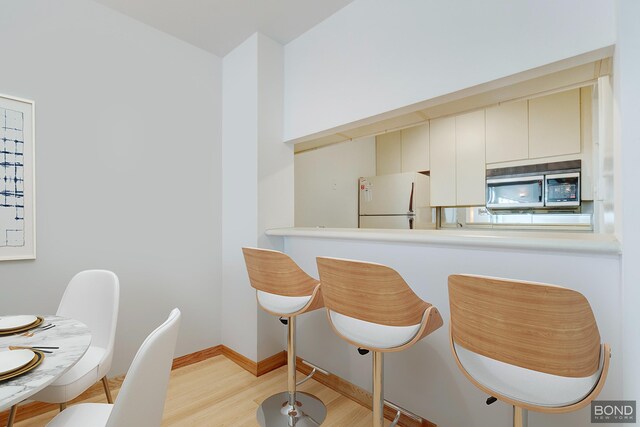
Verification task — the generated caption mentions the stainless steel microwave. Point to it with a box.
[486,171,580,209]
[486,175,544,209]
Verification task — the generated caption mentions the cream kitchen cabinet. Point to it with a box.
[430,111,485,206]
[529,89,581,159]
[456,110,486,206]
[376,132,402,175]
[401,122,429,173]
[429,117,456,206]
[486,89,581,165]
[376,123,430,175]
[485,100,528,163]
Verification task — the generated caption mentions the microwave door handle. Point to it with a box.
[409,182,414,213]
[539,180,543,202]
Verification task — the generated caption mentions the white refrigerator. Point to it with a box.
[358,172,433,229]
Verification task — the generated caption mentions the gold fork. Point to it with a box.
[21,324,55,337]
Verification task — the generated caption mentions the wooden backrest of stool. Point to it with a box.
[448,274,601,378]
[316,257,431,327]
[242,247,319,297]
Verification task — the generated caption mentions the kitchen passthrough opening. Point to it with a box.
[293,60,613,234]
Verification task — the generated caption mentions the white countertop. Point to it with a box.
[265,227,621,255]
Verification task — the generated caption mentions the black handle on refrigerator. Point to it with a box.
[409,182,414,213]
[409,217,414,230]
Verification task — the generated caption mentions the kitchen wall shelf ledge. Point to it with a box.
[265,227,620,256]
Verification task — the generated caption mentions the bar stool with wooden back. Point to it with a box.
[316,257,443,427]
[448,274,611,427]
[242,247,327,426]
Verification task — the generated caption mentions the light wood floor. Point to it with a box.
[16,355,391,426]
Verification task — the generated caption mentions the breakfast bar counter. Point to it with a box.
[265,226,622,427]
[266,227,621,255]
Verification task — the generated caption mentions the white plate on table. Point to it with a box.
[0,315,39,332]
[0,349,36,375]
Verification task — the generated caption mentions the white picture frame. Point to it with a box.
[0,94,35,261]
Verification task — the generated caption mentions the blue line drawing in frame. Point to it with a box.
[0,106,25,248]
[0,93,34,261]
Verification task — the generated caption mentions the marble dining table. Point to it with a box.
[0,315,91,414]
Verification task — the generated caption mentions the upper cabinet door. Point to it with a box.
[529,89,581,159]
[455,110,486,206]
[401,122,430,172]
[485,100,528,164]
[429,117,456,206]
[376,132,402,175]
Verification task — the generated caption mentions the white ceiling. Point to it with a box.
[92,0,355,57]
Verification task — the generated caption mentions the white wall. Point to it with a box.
[616,0,640,403]
[256,34,292,360]
[222,33,289,361]
[0,0,222,374]
[295,137,375,228]
[222,35,260,361]
[284,236,622,427]
[284,0,616,141]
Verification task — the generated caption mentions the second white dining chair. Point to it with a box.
[31,270,120,409]
[45,308,181,427]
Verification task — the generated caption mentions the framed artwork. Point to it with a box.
[0,94,35,261]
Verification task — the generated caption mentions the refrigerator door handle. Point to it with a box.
[409,216,414,230]
[408,182,414,213]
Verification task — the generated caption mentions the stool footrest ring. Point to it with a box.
[296,367,316,387]
[389,410,401,427]
[385,400,423,424]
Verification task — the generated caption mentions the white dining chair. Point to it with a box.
[45,308,181,427]
[31,270,120,410]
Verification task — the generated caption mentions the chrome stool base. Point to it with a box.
[257,391,327,426]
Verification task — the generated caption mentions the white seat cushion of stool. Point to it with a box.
[33,346,105,403]
[454,343,602,407]
[257,290,312,315]
[329,310,421,349]
[45,403,112,427]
